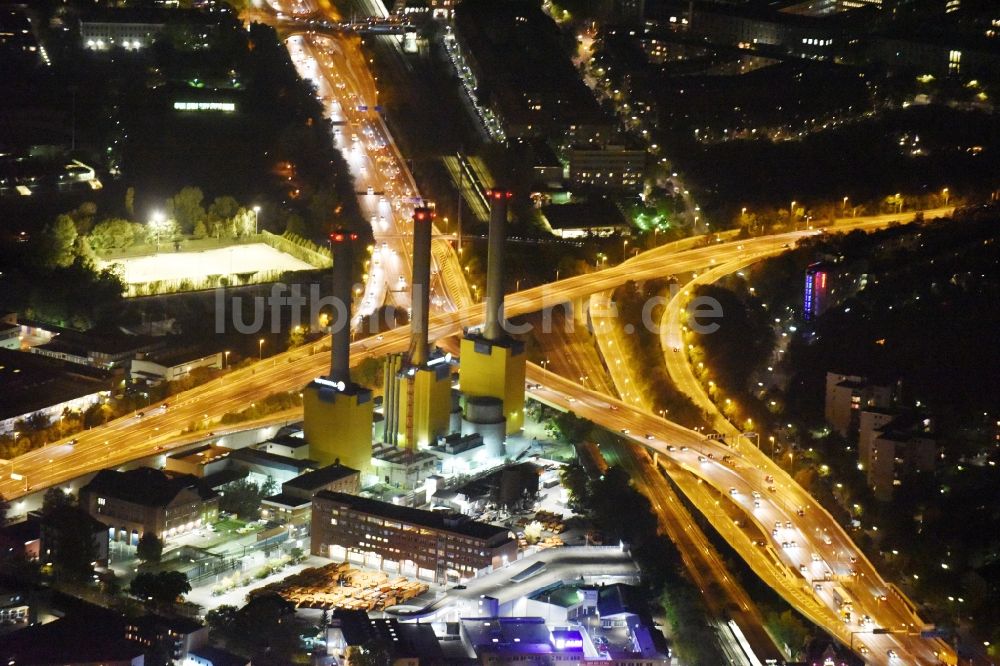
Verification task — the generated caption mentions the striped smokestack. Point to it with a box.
[328,228,357,386]
[409,207,434,366]
[483,189,511,342]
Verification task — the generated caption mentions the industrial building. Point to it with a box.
[311,491,517,583]
[460,190,527,438]
[382,208,455,452]
[303,229,376,471]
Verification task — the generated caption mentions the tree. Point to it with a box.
[136,532,163,563]
[0,494,9,528]
[192,220,208,240]
[206,604,238,634]
[89,218,136,251]
[350,639,392,666]
[125,187,135,218]
[46,215,79,267]
[219,477,273,520]
[208,196,240,221]
[169,186,206,234]
[129,571,191,606]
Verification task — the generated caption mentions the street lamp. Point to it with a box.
[942,187,949,206]
[252,205,261,235]
[258,338,265,361]
[150,211,165,251]
[789,200,797,226]
[224,350,230,369]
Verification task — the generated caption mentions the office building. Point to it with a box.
[311,491,517,583]
[568,146,647,190]
[803,261,831,321]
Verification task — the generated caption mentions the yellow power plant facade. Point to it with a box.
[304,379,374,471]
[459,336,526,434]
[382,354,453,451]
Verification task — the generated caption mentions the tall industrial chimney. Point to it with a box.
[329,229,357,385]
[409,206,434,366]
[483,189,511,342]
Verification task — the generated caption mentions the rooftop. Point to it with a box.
[282,463,358,492]
[82,467,217,506]
[168,443,232,465]
[229,447,317,474]
[262,492,312,509]
[0,348,110,422]
[315,491,513,542]
[541,199,627,231]
[460,617,553,654]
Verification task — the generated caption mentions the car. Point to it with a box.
[706,452,715,459]
[67,439,77,446]
[680,446,689,451]
[789,540,798,548]
[609,405,618,411]
[376,334,384,341]
[620,428,630,435]
[799,565,808,574]
[849,555,858,564]
[644,434,654,440]
[698,456,707,463]
[823,534,833,545]
[768,485,777,493]
[672,346,680,353]
[781,541,790,549]
[859,646,869,656]
[666,445,676,452]
[764,474,774,483]
[136,411,145,419]
[752,491,761,499]
[814,583,823,592]
[811,553,822,562]
[772,529,780,537]
[796,507,805,516]
[753,499,761,509]
[887,650,898,660]
[785,521,792,529]
[775,521,782,530]
[367,186,374,195]
[728,487,738,495]
[155,445,164,451]
[161,403,169,411]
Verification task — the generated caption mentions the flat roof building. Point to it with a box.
[311,491,517,584]
[165,444,233,478]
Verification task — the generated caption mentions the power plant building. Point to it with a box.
[382,208,455,451]
[303,230,375,472]
[460,190,527,439]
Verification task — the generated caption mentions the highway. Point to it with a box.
[0,227,834,500]
[524,362,954,666]
[284,31,471,317]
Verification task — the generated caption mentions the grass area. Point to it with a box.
[212,518,248,535]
